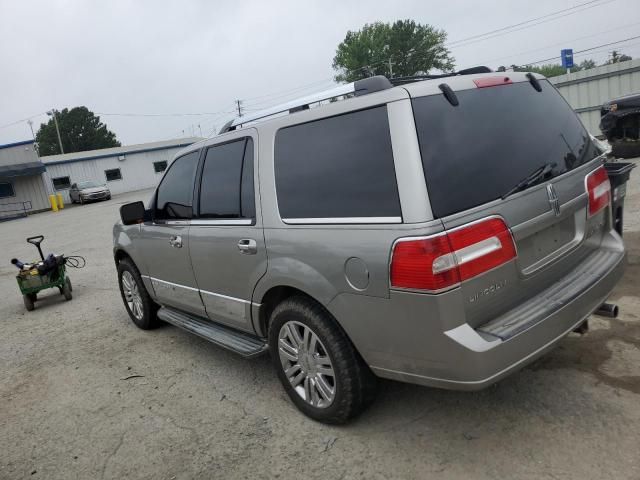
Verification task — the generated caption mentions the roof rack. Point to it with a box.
[219,76,392,134]
[388,66,493,86]
[218,67,492,134]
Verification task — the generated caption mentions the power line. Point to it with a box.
[447,0,611,47]
[0,112,47,130]
[518,34,640,67]
[339,0,615,77]
[470,21,640,68]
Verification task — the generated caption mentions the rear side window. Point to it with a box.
[155,150,199,220]
[413,80,599,218]
[274,106,401,221]
[199,138,254,219]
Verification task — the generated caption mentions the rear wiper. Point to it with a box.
[501,162,557,199]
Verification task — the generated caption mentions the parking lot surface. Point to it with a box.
[1,161,639,480]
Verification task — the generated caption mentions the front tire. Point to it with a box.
[268,296,377,424]
[117,258,159,329]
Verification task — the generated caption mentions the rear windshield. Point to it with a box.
[412,80,599,218]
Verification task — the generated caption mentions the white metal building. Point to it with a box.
[0,140,50,219]
[41,137,202,203]
[550,58,640,136]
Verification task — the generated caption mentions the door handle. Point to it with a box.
[169,235,183,248]
[237,238,257,254]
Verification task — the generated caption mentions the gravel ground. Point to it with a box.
[1,160,639,480]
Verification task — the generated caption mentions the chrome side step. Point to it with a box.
[157,307,268,358]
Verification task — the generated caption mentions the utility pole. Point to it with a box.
[236,99,243,117]
[27,119,36,141]
[388,58,395,78]
[27,119,41,159]
[198,124,203,137]
[46,110,64,154]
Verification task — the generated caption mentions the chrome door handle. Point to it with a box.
[169,235,183,248]
[237,238,257,254]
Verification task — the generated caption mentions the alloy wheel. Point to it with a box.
[121,271,143,320]
[278,321,336,408]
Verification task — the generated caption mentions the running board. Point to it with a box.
[157,307,268,358]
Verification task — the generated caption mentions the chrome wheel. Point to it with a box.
[278,321,336,408]
[121,271,143,320]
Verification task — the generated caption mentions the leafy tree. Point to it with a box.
[498,58,601,78]
[332,20,454,82]
[36,106,121,156]
[578,59,597,70]
[606,50,632,64]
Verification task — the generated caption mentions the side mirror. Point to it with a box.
[120,201,146,225]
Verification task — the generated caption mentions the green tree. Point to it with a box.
[578,59,597,70]
[332,20,454,82]
[36,106,120,156]
[606,50,632,64]
[500,58,600,78]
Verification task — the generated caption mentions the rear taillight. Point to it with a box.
[390,217,516,292]
[585,166,611,217]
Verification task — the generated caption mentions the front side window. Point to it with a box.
[0,182,14,198]
[274,106,401,221]
[52,176,71,190]
[198,138,254,219]
[155,150,199,220]
[105,168,122,182]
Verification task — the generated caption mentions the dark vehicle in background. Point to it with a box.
[69,181,111,204]
[601,92,640,158]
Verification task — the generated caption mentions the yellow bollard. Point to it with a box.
[56,192,64,209]
[49,194,58,212]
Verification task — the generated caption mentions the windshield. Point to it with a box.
[78,181,102,189]
[412,80,599,218]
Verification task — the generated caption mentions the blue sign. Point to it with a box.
[561,49,574,69]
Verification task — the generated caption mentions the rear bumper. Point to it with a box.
[329,231,626,390]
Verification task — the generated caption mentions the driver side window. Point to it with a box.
[155,150,200,220]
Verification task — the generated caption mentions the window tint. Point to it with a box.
[198,138,254,219]
[274,106,401,220]
[154,161,168,173]
[412,80,599,218]
[155,150,199,219]
[105,168,122,181]
[52,176,71,190]
[0,182,14,198]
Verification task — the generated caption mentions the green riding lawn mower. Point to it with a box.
[11,235,85,311]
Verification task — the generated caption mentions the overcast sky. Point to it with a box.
[1,0,639,145]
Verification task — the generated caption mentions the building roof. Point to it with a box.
[0,161,46,178]
[0,140,35,150]
[41,137,203,165]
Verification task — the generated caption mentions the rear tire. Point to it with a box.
[268,296,377,424]
[62,277,72,300]
[23,294,35,311]
[610,139,640,159]
[117,258,159,330]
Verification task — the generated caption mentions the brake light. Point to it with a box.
[473,76,513,88]
[390,217,516,292]
[585,166,611,217]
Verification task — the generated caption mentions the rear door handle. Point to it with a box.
[237,238,257,254]
[169,235,183,248]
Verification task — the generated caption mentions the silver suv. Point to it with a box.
[114,70,625,423]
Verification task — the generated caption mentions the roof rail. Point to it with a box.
[389,66,493,86]
[219,76,393,134]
